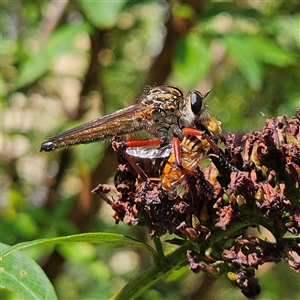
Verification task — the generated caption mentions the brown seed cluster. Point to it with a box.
[93,106,300,298]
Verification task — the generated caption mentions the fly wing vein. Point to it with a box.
[43,105,155,149]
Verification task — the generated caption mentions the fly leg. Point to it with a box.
[112,138,161,181]
[195,166,214,195]
[172,136,200,177]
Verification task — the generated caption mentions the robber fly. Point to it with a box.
[40,85,210,152]
[121,91,224,198]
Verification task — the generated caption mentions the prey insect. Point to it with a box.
[161,117,223,196]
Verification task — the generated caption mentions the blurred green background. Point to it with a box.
[1,0,299,299]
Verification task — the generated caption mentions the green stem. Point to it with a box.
[109,243,191,300]
[109,216,285,300]
[208,219,258,245]
[153,236,165,265]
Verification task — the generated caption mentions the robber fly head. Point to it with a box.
[178,89,211,130]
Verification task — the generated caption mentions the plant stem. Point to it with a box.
[109,243,191,300]
[153,236,165,265]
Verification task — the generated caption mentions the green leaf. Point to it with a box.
[14,23,91,89]
[0,243,58,300]
[78,0,127,29]
[224,34,262,90]
[244,36,296,67]
[173,33,211,89]
[0,232,157,259]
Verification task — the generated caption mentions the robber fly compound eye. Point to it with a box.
[190,91,204,115]
[188,89,211,116]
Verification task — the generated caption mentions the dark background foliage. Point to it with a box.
[1,0,299,299]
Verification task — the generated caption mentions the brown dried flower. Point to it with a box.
[93,106,300,298]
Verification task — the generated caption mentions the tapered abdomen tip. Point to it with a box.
[39,141,56,152]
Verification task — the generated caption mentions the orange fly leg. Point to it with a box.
[112,139,160,182]
[172,136,199,177]
[123,139,161,148]
[161,136,200,191]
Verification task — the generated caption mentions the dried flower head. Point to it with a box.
[93,106,300,298]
